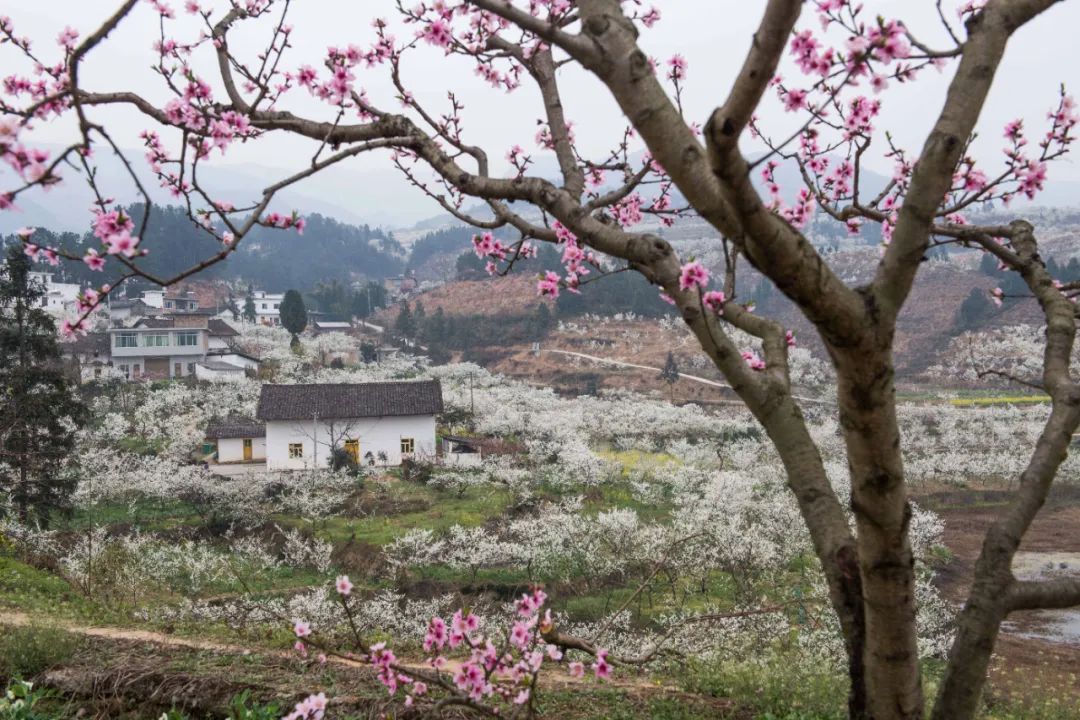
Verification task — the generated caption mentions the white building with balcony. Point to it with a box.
[107,317,211,379]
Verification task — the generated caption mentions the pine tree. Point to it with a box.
[956,287,995,330]
[395,302,416,339]
[0,246,87,525]
[429,306,448,345]
[227,293,241,321]
[660,351,680,401]
[243,292,257,323]
[279,289,308,341]
[978,251,1000,277]
[532,303,553,339]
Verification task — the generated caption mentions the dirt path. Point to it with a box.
[543,348,833,405]
[0,610,666,693]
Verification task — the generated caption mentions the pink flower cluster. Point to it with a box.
[92,208,140,259]
[534,222,595,298]
[355,588,610,712]
[262,211,305,234]
[283,692,327,720]
[679,261,709,291]
[742,350,766,371]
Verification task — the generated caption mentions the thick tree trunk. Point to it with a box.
[836,348,923,720]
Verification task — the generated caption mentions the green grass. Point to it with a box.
[0,556,115,623]
[60,498,205,532]
[302,482,514,546]
[0,626,81,681]
[949,396,1051,407]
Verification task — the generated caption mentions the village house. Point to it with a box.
[256,380,443,470]
[61,332,120,383]
[106,316,252,380]
[204,416,266,463]
[251,290,284,326]
[28,270,82,318]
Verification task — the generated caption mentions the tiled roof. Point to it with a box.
[205,415,265,439]
[256,380,443,422]
[208,319,240,337]
[132,317,175,329]
[64,332,110,355]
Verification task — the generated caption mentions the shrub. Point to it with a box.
[0,626,80,681]
[681,650,847,720]
[227,690,281,720]
[0,679,55,720]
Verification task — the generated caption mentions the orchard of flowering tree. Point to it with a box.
[3,0,1080,718]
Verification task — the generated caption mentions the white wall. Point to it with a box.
[214,352,259,371]
[265,415,436,470]
[194,364,245,383]
[217,437,266,463]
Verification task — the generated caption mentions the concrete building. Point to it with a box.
[106,316,249,380]
[256,380,443,470]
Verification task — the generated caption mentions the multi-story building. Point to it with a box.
[107,316,213,380]
[251,290,284,326]
[28,271,82,318]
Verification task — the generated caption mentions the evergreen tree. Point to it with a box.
[360,341,378,363]
[395,302,416,339]
[428,306,448,345]
[279,289,308,340]
[531,303,553,339]
[227,293,241,321]
[978,251,1000,277]
[243,292,257,323]
[0,246,87,525]
[660,352,680,399]
[956,287,995,330]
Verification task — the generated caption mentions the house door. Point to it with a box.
[344,439,359,464]
[243,438,253,461]
[174,362,182,377]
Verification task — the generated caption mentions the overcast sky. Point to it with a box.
[3,1,1079,227]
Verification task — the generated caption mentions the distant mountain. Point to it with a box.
[2,205,405,293]
[0,144,436,235]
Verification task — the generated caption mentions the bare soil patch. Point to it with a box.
[922,485,1080,702]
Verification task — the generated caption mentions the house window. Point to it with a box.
[262,303,268,310]
[133,364,141,376]
[119,364,130,379]
[288,443,304,459]
[145,334,170,347]
[93,368,101,378]
[176,331,199,346]
[115,332,138,348]
[187,362,196,375]
[400,438,415,455]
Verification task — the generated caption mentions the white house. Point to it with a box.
[61,332,121,383]
[106,316,249,380]
[28,271,82,318]
[256,380,443,470]
[205,417,266,463]
[251,290,284,326]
